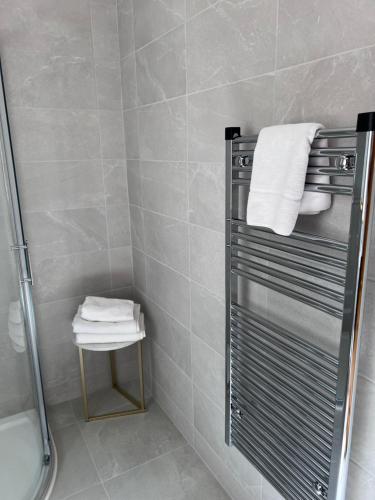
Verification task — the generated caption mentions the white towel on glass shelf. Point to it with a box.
[246,123,331,236]
[80,296,134,322]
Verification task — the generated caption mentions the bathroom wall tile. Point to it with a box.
[103,159,129,206]
[146,257,190,327]
[360,280,375,382]
[24,208,107,258]
[51,424,100,500]
[127,160,142,205]
[104,444,229,500]
[144,299,191,375]
[109,246,133,289]
[187,0,217,18]
[274,47,375,127]
[143,211,189,275]
[40,340,81,389]
[277,0,375,69]
[118,0,134,59]
[351,375,375,472]
[152,342,193,422]
[136,25,186,105]
[133,0,185,49]
[189,225,225,298]
[129,205,145,251]
[0,0,92,57]
[188,162,225,232]
[80,401,185,481]
[9,108,101,162]
[123,109,139,159]
[95,59,122,110]
[99,110,125,159]
[192,335,225,411]
[138,97,187,161]
[133,248,147,293]
[190,282,225,356]
[107,204,131,248]
[31,250,111,304]
[47,400,76,431]
[188,76,274,162]
[90,0,120,61]
[121,54,138,109]
[1,51,96,109]
[187,0,276,92]
[141,161,188,220]
[261,478,284,500]
[18,161,105,212]
[346,461,375,500]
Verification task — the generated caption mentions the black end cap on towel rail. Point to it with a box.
[356,112,375,132]
[225,127,241,140]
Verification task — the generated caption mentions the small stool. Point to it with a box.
[77,339,146,422]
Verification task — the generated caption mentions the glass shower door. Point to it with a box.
[0,64,52,499]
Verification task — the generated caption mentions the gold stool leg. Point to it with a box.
[138,340,145,411]
[78,347,89,422]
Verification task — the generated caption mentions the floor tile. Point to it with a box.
[47,401,76,431]
[104,445,230,500]
[71,387,135,421]
[65,484,108,500]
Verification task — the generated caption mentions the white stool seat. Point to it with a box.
[75,340,137,351]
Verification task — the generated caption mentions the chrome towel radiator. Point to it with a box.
[225,113,375,500]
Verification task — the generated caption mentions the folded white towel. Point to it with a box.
[80,296,134,322]
[75,313,146,345]
[73,303,140,334]
[246,123,331,236]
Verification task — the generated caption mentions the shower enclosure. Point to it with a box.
[0,64,55,499]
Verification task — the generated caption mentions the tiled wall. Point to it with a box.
[0,0,132,405]
[118,1,375,499]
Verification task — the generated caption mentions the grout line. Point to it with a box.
[134,21,185,53]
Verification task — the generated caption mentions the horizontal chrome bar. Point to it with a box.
[232,255,345,303]
[232,178,353,195]
[232,128,357,144]
[231,302,338,369]
[232,147,356,158]
[232,242,346,286]
[232,165,355,176]
[232,267,343,318]
[231,231,347,269]
[231,220,349,251]
[231,365,335,441]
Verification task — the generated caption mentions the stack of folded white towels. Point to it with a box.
[72,296,145,346]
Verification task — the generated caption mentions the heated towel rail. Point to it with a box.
[225,113,375,500]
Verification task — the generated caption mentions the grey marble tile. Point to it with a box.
[189,225,225,298]
[144,299,191,375]
[107,204,131,248]
[136,25,186,105]
[138,97,187,161]
[50,424,100,500]
[40,340,81,389]
[129,205,145,251]
[24,208,107,259]
[104,444,229,500]
[143,211,189,274]
[188,75,274,162]
[0,0,92,57]
[141,161,188,220]
[31,249,111,304]
[346,461,375,500]
[123,109,139,159]
[47,400,76,431]
[133,0,185,49]
[190,281,225,356]
[66,485,108,500]
[121,54,138,109]
[146,256,190,327]
[118,0,134,59]
[187,0,218,18]
[109,246,133,289]
[90,0,120,61]
[351,375,375,472]
[79,401,185,481]
[261,478,284,500]
[99,110,125,159]
[127,160,142,205]
[152,343,193,423]
[95,59,122,110]
[133,248,147,292]
[1,51,96,109]
[71,387,135,421]
[277,0,375,69]
[274,46,375,128]
[18,160,104,212]
[187,0,276,92]
[103,159,129,207]
[9,108,101,162]
[191,335,225,411]
[188,162,225,232]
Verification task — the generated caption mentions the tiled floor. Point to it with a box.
[48,389,230,500]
